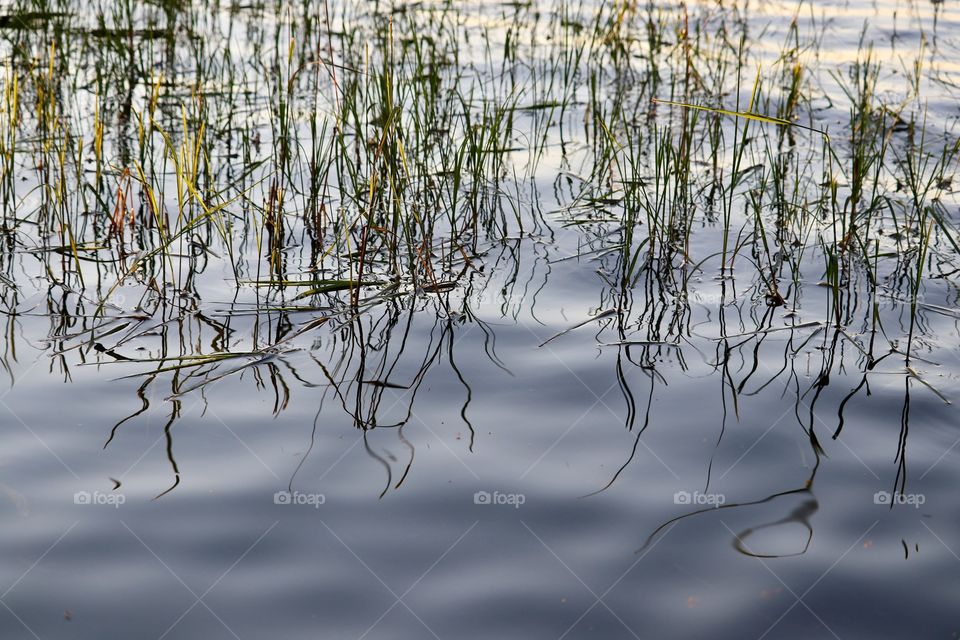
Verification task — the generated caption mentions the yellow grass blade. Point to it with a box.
[652,97,830,142]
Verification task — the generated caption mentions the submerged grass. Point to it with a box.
[0,0,956,465]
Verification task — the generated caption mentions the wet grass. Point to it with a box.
[0,0,957,486]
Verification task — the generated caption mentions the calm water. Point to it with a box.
[1,0,960,638]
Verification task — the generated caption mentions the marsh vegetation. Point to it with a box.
[0,0,958,637]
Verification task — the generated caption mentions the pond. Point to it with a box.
[0,0,959,637]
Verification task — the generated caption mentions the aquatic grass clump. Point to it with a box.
[0,0,954,465]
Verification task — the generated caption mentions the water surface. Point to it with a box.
[1,0,959,638]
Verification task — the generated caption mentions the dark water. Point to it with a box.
[2,0,960,638]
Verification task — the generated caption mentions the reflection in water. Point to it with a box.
[733,495,819,558]
[0,1,957,637]
[7,158,943,557]
[0,0,950,488]
[568,209,954,552]
[76,252,520,498]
